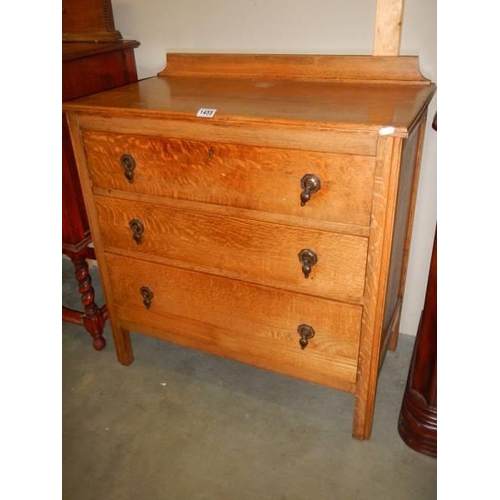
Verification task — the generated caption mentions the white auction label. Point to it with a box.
[196,108,217,118]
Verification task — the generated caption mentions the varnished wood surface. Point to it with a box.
[94,195,369,302]
[158,53,429,83]
[63,43,139,101]
[64,53,435,440]
[62,0,122,41]
[63,55,435,137]
[62,116,90,253]
[76,114,378,156]
[62,33,139,349]
[398,231,437,457]
[62,40,140,62]
[106,253,361,391]
[83,132,376,227]
[63,41,140,246]
[64,75,434,136]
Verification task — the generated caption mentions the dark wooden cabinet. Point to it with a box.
[398,229,437,456]
[63,0,123,41]
[62,6,140,349]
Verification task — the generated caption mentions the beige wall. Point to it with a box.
[112,0,437,336]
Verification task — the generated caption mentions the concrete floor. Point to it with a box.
[62,258,436,499]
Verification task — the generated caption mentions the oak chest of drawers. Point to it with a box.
[64,53,436,439]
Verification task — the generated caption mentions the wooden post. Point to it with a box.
[373,0,405,56]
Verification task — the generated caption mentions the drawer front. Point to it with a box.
[83,132,376,226]
[95,195,368,301]
[106,253,362,388]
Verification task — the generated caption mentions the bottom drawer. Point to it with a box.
[106,253,362,391]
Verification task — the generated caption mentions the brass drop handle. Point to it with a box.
[298,249,318,279]
[300,174,321,206]
[120,154,136,183]
[140,286,154,309]
[297,324,315,350]
[129,219,145,245]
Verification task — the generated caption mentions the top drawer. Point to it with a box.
[82,132,376,226]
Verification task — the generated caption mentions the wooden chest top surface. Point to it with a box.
[63,54,436,137]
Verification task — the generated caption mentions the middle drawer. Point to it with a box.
[94,195,368,302]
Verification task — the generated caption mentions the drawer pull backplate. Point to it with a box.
[300,174,321,206]
[298,248,318,279]
[140,286,154,309]
[120,154,136,183]
[129,219,145,245]
[297,324,315,350]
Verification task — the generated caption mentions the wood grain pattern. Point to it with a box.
[62,31,139,350]
[64,53,436,440]
[96,188,371,238]
[159,53,428,84]
[353,135,403,440]
[84,132,376,227]
[64,56,436,137]
[62,0,122,41]
[380,119,421,350]
[62,42,139,101]
[106,253,361,391]
[66,113,134,365]
[77,114,379,155]
[94,195,369,302]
